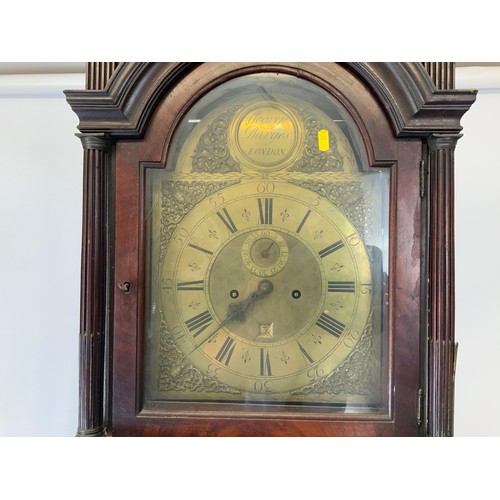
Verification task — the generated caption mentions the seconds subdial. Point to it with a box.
[241,229,289,277]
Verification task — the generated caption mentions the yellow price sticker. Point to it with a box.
[318,129,330,152]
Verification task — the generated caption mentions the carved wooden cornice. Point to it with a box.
[65,62,476,140]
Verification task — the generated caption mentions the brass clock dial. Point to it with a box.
[160,180,372,399]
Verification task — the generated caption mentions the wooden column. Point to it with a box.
[427,133,461,436]
[76,133,111,436]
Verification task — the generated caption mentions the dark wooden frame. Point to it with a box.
[65,62,476,436]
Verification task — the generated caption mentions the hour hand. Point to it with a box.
[226,301,246,323]
[189,280,273,353]
[231,279,273,322]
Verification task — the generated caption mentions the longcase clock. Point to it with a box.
[65,62,476,436]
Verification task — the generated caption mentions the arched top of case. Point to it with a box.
[65,62,477,141]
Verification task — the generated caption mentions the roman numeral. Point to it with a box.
[176,280,204,291]
[260,348,272,376]
[327,281,355,293]
[188,243,213,256]
[216,208,237,234]
[296,209,311,234]
[297,342,314,365]
[258,198,273,224]
[215,337,236,366]
[316,312,345,338]
[185,310,213,338]
[318,240,344,258]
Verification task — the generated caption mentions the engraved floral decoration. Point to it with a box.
[291,312,378,397]
[330,300,344,311]
[289,179,371,238]
[288,109,345,173]
[192,106,243,173]
[313,229,324,240]
[241,208,251,222]
[312,333,323,345]
[158,318,240,394]
[159,179,239,261]
[280,208,290,223]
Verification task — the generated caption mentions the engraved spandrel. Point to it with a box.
[159,179,240,261]
[289,179,372,239]
[292,313,377,397]
[192,106,242,173]
[287,108,351,173]
[158,318,240,395]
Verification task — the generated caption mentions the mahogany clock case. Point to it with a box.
[65,62,476,437]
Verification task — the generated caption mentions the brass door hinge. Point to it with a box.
[419,160,427,198]
[417,388,425,428]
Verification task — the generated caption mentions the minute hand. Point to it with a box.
[190,279,273,353]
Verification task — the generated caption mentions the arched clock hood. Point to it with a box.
[65,62,476,139]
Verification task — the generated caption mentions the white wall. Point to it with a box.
[0,72,84,436]
[454,66,500,436]
[0,66,497,437]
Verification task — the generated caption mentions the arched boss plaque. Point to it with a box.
[65,63,476,436]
